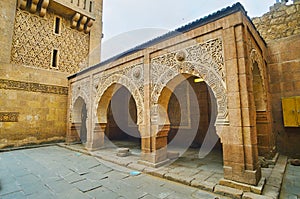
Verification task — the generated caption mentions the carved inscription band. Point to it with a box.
[0,79,68,95]
[0,112,19,122]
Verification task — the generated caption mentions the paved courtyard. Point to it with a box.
[280,163,300,199]
[0,146,226,199]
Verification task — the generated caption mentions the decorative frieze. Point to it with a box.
[151,38,228,125]
[0,79,68,95]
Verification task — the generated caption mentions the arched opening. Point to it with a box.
[72,97,87,143]
[252,61,272,157]
[98,84,141,154]
[252,62,266,111]
[158,74,223,182]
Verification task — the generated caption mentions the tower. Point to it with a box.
[0,0,103,148]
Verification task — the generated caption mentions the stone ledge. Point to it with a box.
[164,173,194,186]
[190,179,216,192]
[242,192,274,199]
[214,184,243,199]
[127,163,146,172]
[219,177,266,194]
[262,155,288,199]
[262,185,279,199]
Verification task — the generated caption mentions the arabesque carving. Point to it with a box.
[151,38,228,125]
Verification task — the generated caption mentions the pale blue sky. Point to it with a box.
[101,0,278,60]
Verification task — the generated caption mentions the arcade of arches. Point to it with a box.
[67,6,275,187]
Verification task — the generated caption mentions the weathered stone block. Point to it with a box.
[214,185,243,199]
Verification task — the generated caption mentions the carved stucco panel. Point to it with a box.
[151,38,229,125]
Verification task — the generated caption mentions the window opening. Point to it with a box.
[52,49,58,68]
[89,1,93,12]
[54,17,60,34]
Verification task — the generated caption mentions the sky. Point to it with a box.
[101,0,278,60]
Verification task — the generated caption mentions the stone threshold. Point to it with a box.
[57,143,287,199]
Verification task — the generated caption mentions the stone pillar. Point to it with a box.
[86,123,106,151]
[66,123,81,143]
[221,24,262,186]
[221,126,261,185]
[139,124,170,167]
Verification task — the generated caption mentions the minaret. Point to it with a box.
[0,0,103,149]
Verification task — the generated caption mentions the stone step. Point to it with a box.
[214,185,243,199]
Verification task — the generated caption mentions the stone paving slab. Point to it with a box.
[1,191,26,199]
[45,179,75,193]
[90,164,113,174]
[280,163,300,199]
[19,181,48,196]
[87,186,120,199]
[81,171,108,181]
[55,188,92,199]
[72,179,103,192]
[0,181,22,196]
[0,145,228,199]
[63,172,87,184]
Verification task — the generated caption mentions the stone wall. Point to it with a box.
[252,1,300,41]
[0,63,68,148]
[252,1,300,158]
[267,35,300,158]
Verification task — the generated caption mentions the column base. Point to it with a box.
[139,150,170,168]
[86,141,105,152]
[223,166,262,185]
[219,177,266,194]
